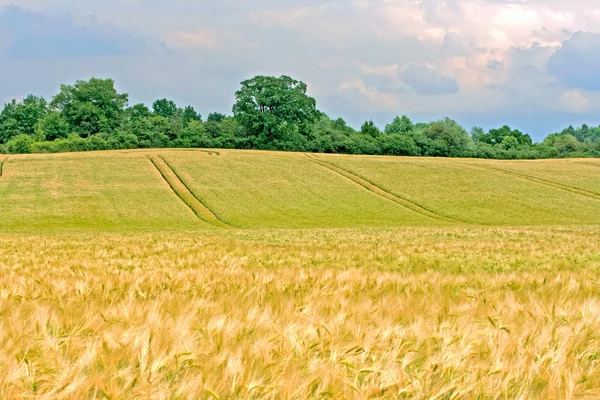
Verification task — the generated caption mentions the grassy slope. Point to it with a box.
[0,149,599,230]
[161,150,439,228]
[481,158,600,196]
[320,154,600,226]
[0,152,206,231]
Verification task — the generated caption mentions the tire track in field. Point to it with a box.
[305,153,466,224]
[0,157,7,178]
[467,163,600,201]
[146,155,233,229]
[122,149,220,155]
[573,160,600,169]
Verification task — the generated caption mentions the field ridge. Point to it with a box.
[305,153,465,224]
[147,155,232,228]
[471,163,600,200]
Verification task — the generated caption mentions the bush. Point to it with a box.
[6,134,34,154]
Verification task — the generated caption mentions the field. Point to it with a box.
[1,150,600,398]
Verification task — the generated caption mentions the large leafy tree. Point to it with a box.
[477,125,533,147]
[0,95,48,143]
[182,105,201,126]
[50,78,128,137]
[152,99,178,120]
[384,115,414,135]
[37,112,69,141]
[232,75,318,143]
[360,120,381,138]
[420,117,474,157]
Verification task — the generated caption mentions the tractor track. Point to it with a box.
[305,153,468,224]
[469,163,600,201]
[0,157,8,179]
[147,154,233,228]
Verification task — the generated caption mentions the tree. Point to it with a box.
[5,134,34,154]
[478,125,532,147]
[0,95,48,143]
[360,120,381,138]
[384,115,414,135]
[420,117,474,157]
[183,106,201,125]
[470,126,485,143]
[152,99,178,120]
[37,112,69,141]
[207,112,226,123]
[50,78,128,137]
[232,75,318,144]
[378,134,420,156]
[127,103,151,121]
[543,133,582,156]
[167,108,185,140]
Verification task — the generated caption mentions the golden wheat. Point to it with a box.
[0,227,599,399]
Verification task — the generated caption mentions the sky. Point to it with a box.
[1,0,600,140]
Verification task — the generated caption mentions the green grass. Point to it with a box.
[0,152,206,231]
[477,158,600,196]
[160,150,439,228]
[318,154,600,226]
[0,149,599,231]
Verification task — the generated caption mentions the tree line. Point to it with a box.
[1,76,599,159]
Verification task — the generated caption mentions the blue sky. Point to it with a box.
[1,0,600,140]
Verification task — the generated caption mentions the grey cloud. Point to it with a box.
[400,65,459,96]
[547,32,600,91]
[362,74,405,94]
[0,5,147,59]
[487,60,504,71]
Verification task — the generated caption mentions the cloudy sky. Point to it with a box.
[1,0,600,139]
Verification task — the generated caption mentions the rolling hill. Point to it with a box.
[0,149,599,231]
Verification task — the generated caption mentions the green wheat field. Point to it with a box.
[1,150,600,399]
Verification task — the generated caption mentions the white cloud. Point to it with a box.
[556,90,589,113]
[3,0,600,137]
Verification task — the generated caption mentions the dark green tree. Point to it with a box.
[0,95,48,143]
[478,125,532,147]
[50,78,128,137]
[127,103,151,121]
[207,112,226,123]
[420,118,474,157]
[152,99,178,120]
[360,120,381,138]
[183,106,201,126]
[37,112,69,141]
[384,115,414,135]
[232,75,318,144]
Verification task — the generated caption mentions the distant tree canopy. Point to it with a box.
[232,75,318,147]
[1,75,599,158]
[50,78,128,138]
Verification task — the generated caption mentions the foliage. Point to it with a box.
[5,133,34,154]
[37,111,70,141]
[384,115,414,135]
[152,99,178,120]
[360,120,381,138]
[1,75,600,159]
[232,75,318,146]
[0,95,47,143]
[50,78,128,137]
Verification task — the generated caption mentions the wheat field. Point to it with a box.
[1,228,600,399]
[1,150,600,398]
